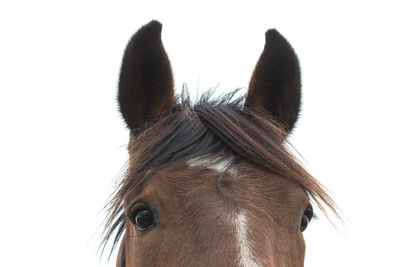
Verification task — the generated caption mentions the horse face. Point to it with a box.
[120,161,310,266]
[111,20,323,267]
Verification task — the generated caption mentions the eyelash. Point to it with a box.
[311,212,318,220]
[304,206,317,221]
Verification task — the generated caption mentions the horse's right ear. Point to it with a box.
[118,20,175,131]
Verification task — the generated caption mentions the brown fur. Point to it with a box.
[103,20,337,267]
[119,162,308,266]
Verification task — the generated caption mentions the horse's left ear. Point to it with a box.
[118,20,175,132]
[245,29,301,133]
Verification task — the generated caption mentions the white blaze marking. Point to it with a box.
[188,156,260,266]
[235,211,261,267]
[187,156,233,173]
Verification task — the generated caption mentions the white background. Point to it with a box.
[1,1,399,266]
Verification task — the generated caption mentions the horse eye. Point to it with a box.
[300,207,313,232]
[129,205,157,233]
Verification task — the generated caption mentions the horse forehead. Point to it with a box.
[185,156,305,196]
[140,158,306,209]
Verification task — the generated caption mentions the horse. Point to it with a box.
[102,20,336,267]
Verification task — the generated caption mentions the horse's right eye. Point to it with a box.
[300,206,314,232]
[129,204,157,233]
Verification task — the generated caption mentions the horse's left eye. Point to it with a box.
[128,204,157,233]
[300,207,313,232]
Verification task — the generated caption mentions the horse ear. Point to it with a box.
[245,29,301,133]
[118,20,175,131]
